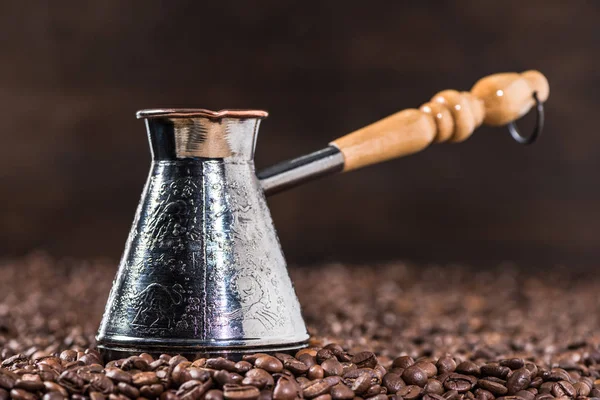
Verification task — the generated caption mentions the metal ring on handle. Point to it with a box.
[507,92,544,145]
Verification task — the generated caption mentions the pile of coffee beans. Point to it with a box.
[1,254,600,399]
[2,345,600,399]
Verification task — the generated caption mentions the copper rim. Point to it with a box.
[136,108,269,120]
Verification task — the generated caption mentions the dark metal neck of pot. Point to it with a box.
[258,145,345,196]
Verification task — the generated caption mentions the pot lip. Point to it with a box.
[136,108,269,120]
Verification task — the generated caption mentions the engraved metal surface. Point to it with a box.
[97,113,308,357]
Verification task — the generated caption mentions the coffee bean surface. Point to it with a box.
[2,257,600,398]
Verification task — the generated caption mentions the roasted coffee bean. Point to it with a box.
[382,372,405,393]
[206,389,225,400]
[351,352,377,369]
[246,369,275,388]
[235,362,253,374]
[44,381,69,397]
[207,358,238,373]
[317,349,336,363]
[392,356,415,370]
[538,381,554,394]
[109,394,130,400]
[363,383,382,397]
[415,361,438,378]
[499,358,525,370]
[296,377,310,386]
[178,380,213,400]
[149,359,167,370]
[295,349,317,358]
[37,364,58,382]
[89,374,115,394]
[324,376,342,387]
[90,393,106,400]
[397,385,422,399]
[59,350,78,362]
[506,367,531,394]
[11,388,38,400]
[480,363,510,379]
[121,356,149,371]
[169,355,189,367]
[0,370,16,390]
[373,364,387,382]
[141,383,165,397]
[132,371,160,386]
[551,380,575,397]
[172,361,194,385]
[274,353,293,362]
[365,395,387,400]
[423,395,446,400]
[348,372,371,394]
[524,362,538,378]
[118,381,140,398]
[230,373,244,385]
[311,395,331,400]
[298,354,317,369]
[455,361,480,377]
[436,357,457,375]
[443,373,476,393]
[529,376,543,388]
[302,379,331,398]
[189,367,211,382]
[512,390,535,400]
[322,359,344,377]
[402,365,428,387]
[242,354,269,364]
[442,389,459,400]
[273,375,301,400]
[573,381,591,396]
[343,368,378,383]
[242,377,267,389]
[341,363,356,376]
[14,376,44,392]
[160,390,178,400]
[544,368,571,382]
[258,389,272,400]
[324,344,344,355]
[308,365,325,381]
[473,388,494,400]
[283,358,309,376]
[215,370,234,386]
[330,383,354,400]
[57,369,85,394]
[79,353,101,365]
[105,368,131,384]
[2,354,28,368]
[424,379,444,395]
[38,357,63,372]
[477,378,508,395]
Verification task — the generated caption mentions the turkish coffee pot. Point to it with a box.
[97,71,549,359]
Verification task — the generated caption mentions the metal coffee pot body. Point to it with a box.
[97,71,548,358]
[97,110,309,358]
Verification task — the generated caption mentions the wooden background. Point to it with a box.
[1,1,598,266]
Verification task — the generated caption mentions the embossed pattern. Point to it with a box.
[97,115,308,356]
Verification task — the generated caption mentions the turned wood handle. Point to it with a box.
[330,70,549,172]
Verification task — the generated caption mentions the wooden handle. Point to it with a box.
[331,70,549,171]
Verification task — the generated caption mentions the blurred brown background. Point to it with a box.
[0,1,597,266]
